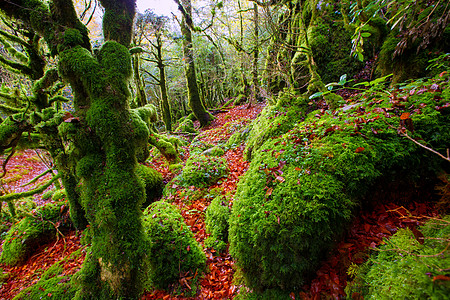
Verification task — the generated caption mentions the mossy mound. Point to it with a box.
[175,117,198,134]
[0,201,71,266]
[143,201,206,290]
[204,194,231,253]
[229,72,450,291]
[136,164,163,208]
[178,152,228,188]
[13,250,82,300]
[346,216,450,299]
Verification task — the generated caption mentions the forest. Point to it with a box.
[0,0,449,299]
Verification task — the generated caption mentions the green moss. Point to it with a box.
[143,201,206,290]
[204,194,230,253]
[13,250,83,300]
[346,216,450,299]
[233,94,246,106]
[51,189,67,201]
[136,164,163,208]
[177,152,228,188]
[0,201,71,266]
[202,146,225,157]
[175,117,198,134]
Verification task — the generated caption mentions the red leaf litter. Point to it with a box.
[0,102,442,299]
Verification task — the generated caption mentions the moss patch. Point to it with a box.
[345,216,450,299]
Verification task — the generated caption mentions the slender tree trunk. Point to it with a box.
[132,53,147,107]
[252,2,259,103]
[156,33,172,132]
[179,0,212,127]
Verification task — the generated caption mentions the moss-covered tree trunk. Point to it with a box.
[0,0,149,298]
[179,0,212,127]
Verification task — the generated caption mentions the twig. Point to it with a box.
[400,131,450,162]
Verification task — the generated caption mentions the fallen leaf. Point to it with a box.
[355,147,365,153]
[400,112,410,120]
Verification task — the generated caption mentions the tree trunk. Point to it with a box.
[252,2,259,102]
[156,33,172,132]
[179,0,212,127]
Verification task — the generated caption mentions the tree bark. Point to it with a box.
[179,0,212,127]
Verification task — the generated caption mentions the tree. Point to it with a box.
[135,11,173,132]
[175,0,213,126]
[0,0,150,298]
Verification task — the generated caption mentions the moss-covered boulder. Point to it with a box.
[136,164,163,208]
[175,117,198,134]
[204,194,231,253]
[143,201,206,290]
[346,216,450,299]
[0,201,71,266]
[229,72,450,292]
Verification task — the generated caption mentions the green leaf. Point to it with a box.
[361,32,371,38]
[338,74,347,85]
[309,92,324,99]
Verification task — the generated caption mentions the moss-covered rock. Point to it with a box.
[143,201,206,290]
[204,194,231,253]
[0,201,71,266]
[345,216,450,299]
[175,117,198,134]
[136,164,163,208]
[229,71,450,291]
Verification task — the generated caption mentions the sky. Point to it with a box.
[136,0,179,16]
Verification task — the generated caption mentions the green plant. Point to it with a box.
[345,216,450,299]
[143,201,206,291]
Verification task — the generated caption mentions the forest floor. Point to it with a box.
[0,102,441,299]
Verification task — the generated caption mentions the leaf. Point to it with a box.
[400,112,410,120]
[309,92,324,99]
[266,187,273,196]
[355,147,365,153]
[361,32,371,38]
[338,74,347,85]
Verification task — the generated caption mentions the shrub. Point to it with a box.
[345,216,450,299]
[143,201,206,290]
[0,200,71,266]
[204,194,231,253]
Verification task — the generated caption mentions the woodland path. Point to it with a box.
[0,102,440,299]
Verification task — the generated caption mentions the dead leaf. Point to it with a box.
[355,147,365,153]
